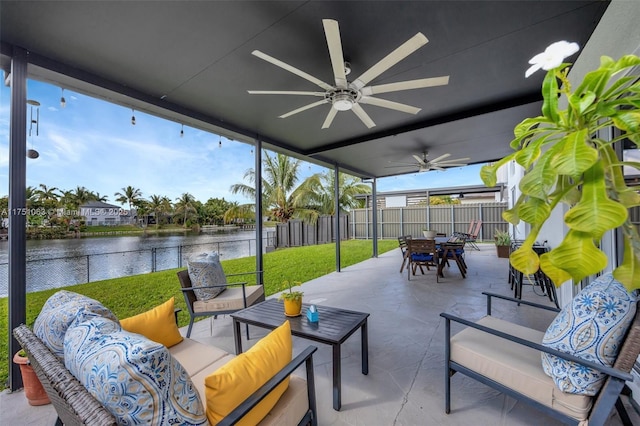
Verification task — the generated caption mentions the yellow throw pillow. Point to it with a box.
[120,297,183,348]
[204,321,292,425]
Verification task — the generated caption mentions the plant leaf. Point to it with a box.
[564,162,627,240]
[574,67,611,99]
[519,145,560,200]
[480,153,514,187]
[613,236,640,291]
[545,230,608,283]
[612,111,640,133]
[541,71,559,123]
[539,253,572,287]
[502,205,520,225]
[518,197,551,225]
[510,244,540,275]
[550,129,597,178]
[569,91,596,115]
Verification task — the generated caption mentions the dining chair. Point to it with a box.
[407,238,439,282]
[398,235,412,273]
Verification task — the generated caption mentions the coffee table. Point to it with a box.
[231,299,370,411]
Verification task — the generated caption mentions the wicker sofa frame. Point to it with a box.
[13,324,318,426]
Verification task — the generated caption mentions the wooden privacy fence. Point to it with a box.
[349,202,508,241]
[275,215,349,247]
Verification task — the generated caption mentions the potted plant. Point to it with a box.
[422,229,437,239]
[494,230,511,258]
[279,280,304,317]
[481,41,640,290]
[13,349,50,406]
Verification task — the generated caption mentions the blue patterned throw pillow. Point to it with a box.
[33,290,118,358]
[64,317,206,425]
[187,252,227,301]
[541,273,638,395]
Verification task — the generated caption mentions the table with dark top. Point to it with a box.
[230,299,370,411]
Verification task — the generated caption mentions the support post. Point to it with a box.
[371,178,378,258]
[334,165,341,272]
[8,47,28,391]
[254,139,263,285]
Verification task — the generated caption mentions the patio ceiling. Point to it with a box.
[0,1,609,178]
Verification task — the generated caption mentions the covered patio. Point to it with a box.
[2,245,637,425]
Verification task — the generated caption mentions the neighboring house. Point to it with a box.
[79,201,130,226]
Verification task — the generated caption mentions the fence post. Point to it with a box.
[151,247,156,272]
[178,245,183,268]
[478,205,484,241]
[400,207,404,236]
[451,204,455,235]
[86,255,90,283]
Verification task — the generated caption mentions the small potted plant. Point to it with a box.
[494,230,511,258]
[13,349,50,406]
[278,280,304,317]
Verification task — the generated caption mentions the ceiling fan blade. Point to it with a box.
[438,157,471,164]
[351,32,428,90]
[437,163,468,167]
[359,96,421,114]
[429,153,451,164]
[248,90,326,96]
[351,104,376,128]
[321,107,338,129]
[252,50,334,91]
[279,99,328,118]
[384,164,415,169]
[430,166,446,171]
[363,76,450,95]
[322,19,348,89]
[412,154,426,164]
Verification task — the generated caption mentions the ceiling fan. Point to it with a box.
[248,19,449,129]
[386,152,470,172]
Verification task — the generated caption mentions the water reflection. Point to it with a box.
[0,229,269,296]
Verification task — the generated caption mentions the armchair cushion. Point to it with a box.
[204,320,292,425]
[33,290,118,358]
[193,285,264,313]
[120,297,183,348]
[541,273,638,395]
[64,316,206,425]
[187,252,227,301]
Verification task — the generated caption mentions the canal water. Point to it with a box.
[0,229,269,297]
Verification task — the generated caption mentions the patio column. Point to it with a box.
[334,165,340,272]
[254,138,263,285]
[371,178,378,257]
[8,47,28,391]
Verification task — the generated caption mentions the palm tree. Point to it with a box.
[229,151,303,223]
[34,184,59,202]
[69,186,92,209]
[148,194,172,227]
[114,186,143,212]
[174,192,197,226]
[294,171,371,222]
[89,191,109,202]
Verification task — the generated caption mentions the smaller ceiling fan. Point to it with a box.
[386,152,470,172]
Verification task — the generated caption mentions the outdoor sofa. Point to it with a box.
[13,290,318,425]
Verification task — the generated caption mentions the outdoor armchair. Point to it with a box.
[440,291,639,425]
[177,269,265,338]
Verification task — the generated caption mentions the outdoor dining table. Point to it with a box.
[412,237,466,278]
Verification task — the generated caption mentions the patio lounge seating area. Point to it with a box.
[2,244,638,425]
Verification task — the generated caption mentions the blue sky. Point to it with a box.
[0,79,484,206]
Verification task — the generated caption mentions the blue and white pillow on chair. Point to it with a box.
[541,273,638,395]
[33,290,118,358]
[64,316,206,425]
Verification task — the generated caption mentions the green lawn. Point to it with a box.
[1,239,397,388]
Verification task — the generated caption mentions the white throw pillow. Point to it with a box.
[187,252,227,301]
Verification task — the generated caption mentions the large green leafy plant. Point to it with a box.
[481,41,640,291]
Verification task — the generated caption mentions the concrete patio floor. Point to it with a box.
[2,243,639,425]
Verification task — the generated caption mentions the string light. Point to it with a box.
[131,108,136,125]
[60,88,66,108]
[218,137,222,149]
[180,123,184,138]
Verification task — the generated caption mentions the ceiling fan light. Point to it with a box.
[333,94,353,111]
